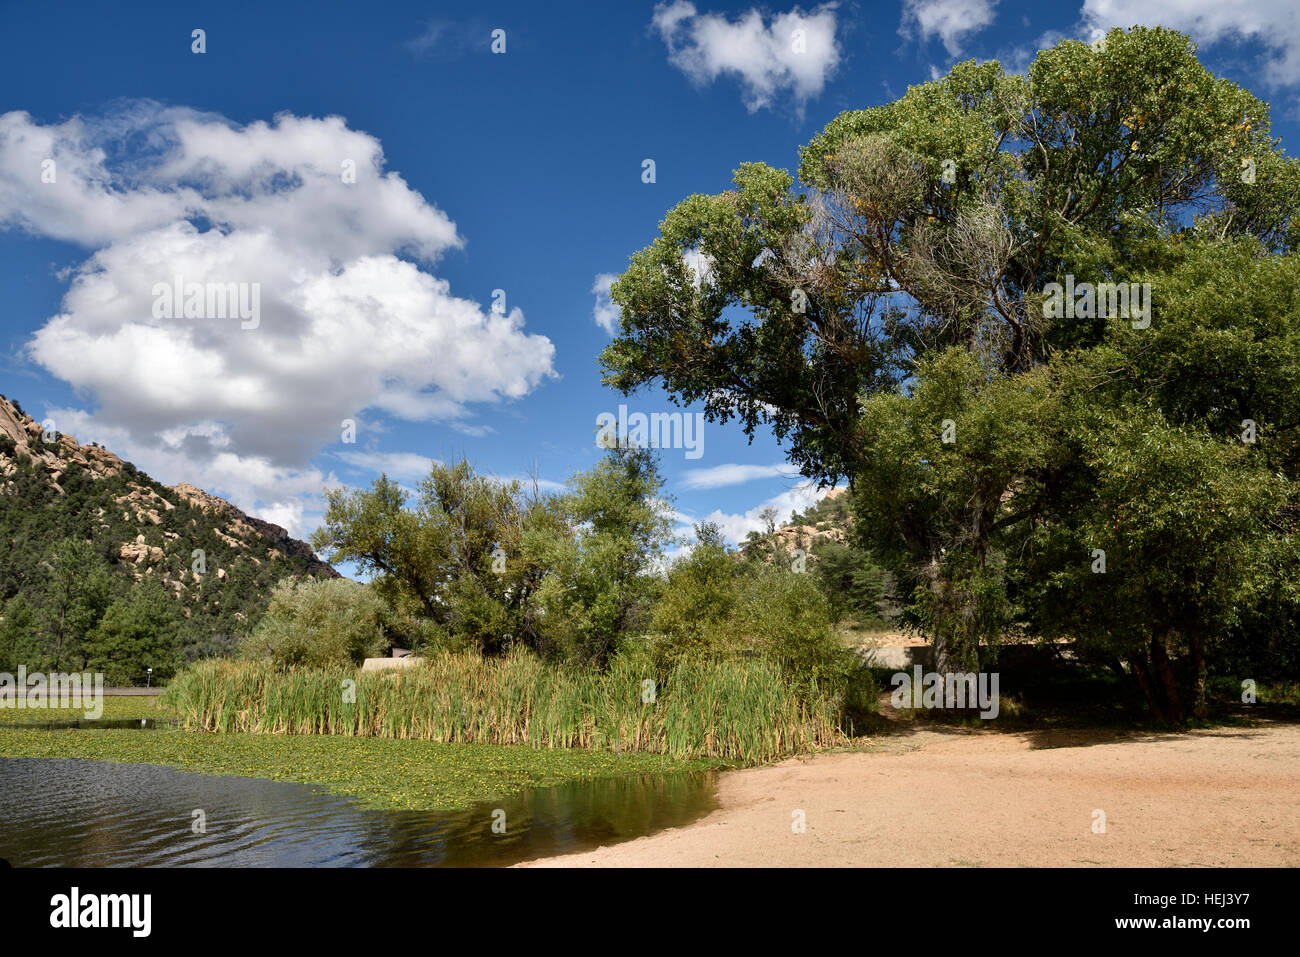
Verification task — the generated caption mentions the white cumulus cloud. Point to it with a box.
[652,2,841,112]
[675,480,835,544]
[1080,0,1300,88]
[592,273,620,335]
[0,103,557,529]
[900,0,999,57]
[335,451,441,481]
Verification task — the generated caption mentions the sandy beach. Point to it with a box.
[517,722,1300,867]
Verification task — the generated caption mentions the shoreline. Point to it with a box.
[0,697,717,813]
[516,722,1300,867]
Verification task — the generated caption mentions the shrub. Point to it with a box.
[240,578,386,669]
[732,565,845,684]
[648,523,739,669]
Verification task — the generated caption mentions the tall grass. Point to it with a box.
[163,650,847,762]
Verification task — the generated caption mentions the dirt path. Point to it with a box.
[517,722,1300,867]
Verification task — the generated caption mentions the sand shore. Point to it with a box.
[517,722,1300,867]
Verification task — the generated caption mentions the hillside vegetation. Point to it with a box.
[0,394,336,682]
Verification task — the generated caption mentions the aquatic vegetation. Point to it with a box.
[164,650,848,762]
[0,713,714,812]
[0,695,174,726]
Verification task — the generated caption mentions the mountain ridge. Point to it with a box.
[0,393,336,639]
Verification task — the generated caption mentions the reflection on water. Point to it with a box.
[0,757,717,867]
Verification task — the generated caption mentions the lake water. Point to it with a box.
[0,757,717,867]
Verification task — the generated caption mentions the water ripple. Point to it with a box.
[0,757,717,867]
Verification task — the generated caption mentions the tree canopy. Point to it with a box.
[601,26,1300,720]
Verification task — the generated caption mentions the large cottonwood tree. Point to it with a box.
[601,27,1300,714]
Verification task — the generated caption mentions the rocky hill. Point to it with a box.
[0,393,336,641]
[773,486,852,554]
[740,486,853,560]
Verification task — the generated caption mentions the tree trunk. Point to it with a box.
[51,606,67,673]
[1149,634,1185,724]
[1188,627,1208,720]
[931,630,954,675]
[1128,654,1167,722]
[1106,656,1129,683]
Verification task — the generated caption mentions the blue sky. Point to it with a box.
[1,0,1297,563]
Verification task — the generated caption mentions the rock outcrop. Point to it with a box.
[0,393,337,619]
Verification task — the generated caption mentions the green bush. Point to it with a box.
[732,565,846,684]
[311,450,672,666]
[531,447,674,665]
[240,578,386,670]
[649,524,739,669]
[648,526,855,692]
